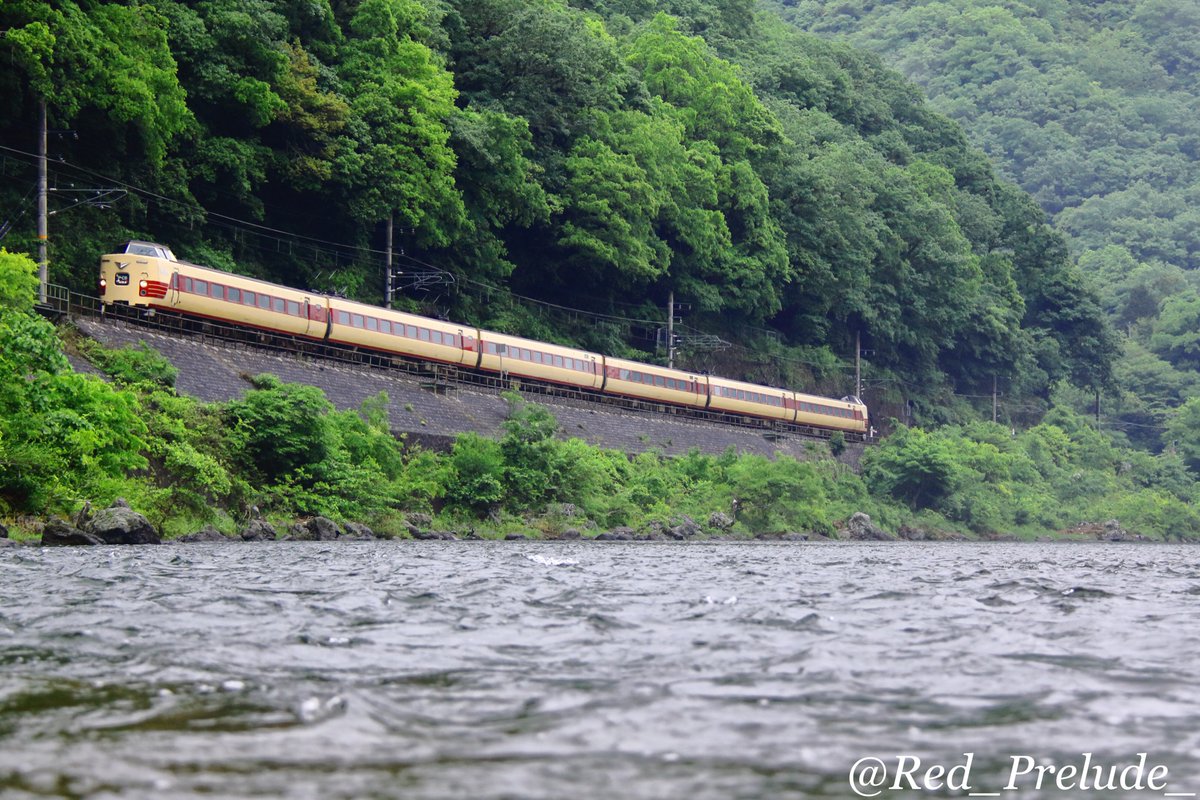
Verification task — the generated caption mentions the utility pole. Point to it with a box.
[37,98,48,304]
[667,290,676,369]
[385,214,394,309]
[855,329,862,400]
[992,374,998,423]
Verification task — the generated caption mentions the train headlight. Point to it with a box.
[98,278,107,295]
[139,280,148,289]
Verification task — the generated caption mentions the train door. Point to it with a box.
[170,271,181,307]
[303,298,313,337]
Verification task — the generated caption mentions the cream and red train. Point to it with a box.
[99,241,868,434]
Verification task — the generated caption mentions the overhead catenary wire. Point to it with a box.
[0,143,867,373]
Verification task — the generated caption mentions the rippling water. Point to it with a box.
[2,541,1199,799]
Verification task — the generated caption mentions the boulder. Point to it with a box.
[708,511,734,531]
[340,521,375,540]
[42,517,105,546]
[85,503,161,545]
[293,516,340,541]
[595,527,635,541]
[842,512,894,541]
[669,515,702,539]
[176,525,230,543]
[240,519,278,542]
[405,512,433,529]
[410,529,457,541]
[0,521,8,538]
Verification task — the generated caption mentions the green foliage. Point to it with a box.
[0,251,149,512]
[79,340,179,389]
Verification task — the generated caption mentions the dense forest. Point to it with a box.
[0,0,1116,424]
[770,0,1200,450]
[5,0,1200,538]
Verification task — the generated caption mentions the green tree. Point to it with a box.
[333,0,464,247]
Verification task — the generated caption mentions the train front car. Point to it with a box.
[705,375,792,422]
[99,241,176,307]
[102,242,333,340]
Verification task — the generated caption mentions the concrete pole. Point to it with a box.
[385,214,393,308]
[667,290,675,369]
[37,97,48,303]
[855,329,862,400]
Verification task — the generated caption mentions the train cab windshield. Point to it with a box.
[122,241,177,261]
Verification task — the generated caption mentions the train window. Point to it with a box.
[553,355,562,368]
[435,331,446,345]
[228,288,241,304]
[448,335,458,347]
[337,311,349,324]
[519,348,529,361]
[272,298,283,313]
[243,291,255,306]
[367,317,378,332]
[349,314,362,328]
[287,300,300,316]
[531,352,541,364]
[402,325,413,338]
[655,376,665,387]
[419,328,430,342]
[258,295,270,309]
[380,320,391,334]
[184,278,194,292]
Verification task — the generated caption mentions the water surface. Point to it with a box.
[1,541,1197,798]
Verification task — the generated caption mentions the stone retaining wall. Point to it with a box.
[74,317,864,467]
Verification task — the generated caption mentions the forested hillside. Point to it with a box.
[0,0,1115,425]
[770,0,1200,448]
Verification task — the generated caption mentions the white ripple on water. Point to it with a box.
[524,553,580,567]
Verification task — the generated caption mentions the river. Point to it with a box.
[1,541,1197,799]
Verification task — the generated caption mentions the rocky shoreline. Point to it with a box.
[0,501,1164,547]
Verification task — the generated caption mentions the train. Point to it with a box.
[98,241,869,435]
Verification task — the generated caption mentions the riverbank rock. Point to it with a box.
[240,519,278,541]
[841,512,894,541]
[405,513,433,529]
[594,527,636,541]
[176,525,230,543]
[410,529,457,540]
[340,521,376,540]
[85,501,161,545]
[42,518,105,546]
[0,522,8,538]
[708,511,734,531]
[669,515,702,539]
[292,516,340,541]
[1100,519,1148,541]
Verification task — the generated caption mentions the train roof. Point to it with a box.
[119,241,177,261]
